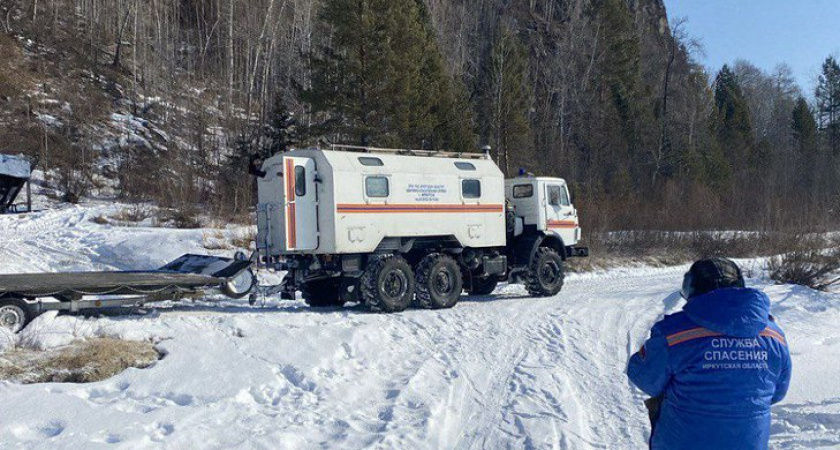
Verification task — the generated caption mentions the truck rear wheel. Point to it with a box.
[302,279,345,307]
[0,298,35,333]
[415,254,462,309]
[468,275,499,296]
[361,255,415,313]
[525,247,565,297]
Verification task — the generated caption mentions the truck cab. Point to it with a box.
[504,176,587,260]
[505,176,581,247]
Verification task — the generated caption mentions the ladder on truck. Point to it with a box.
[329,144,491,160]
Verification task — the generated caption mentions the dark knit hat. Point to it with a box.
[681,257,745,299]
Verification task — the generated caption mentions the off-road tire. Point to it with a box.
[415,253,463,309]
[0,298,35,333]
[525,247,565,297]
[468,275,499,296]
[361,255,415,312]
[302,279,345,307]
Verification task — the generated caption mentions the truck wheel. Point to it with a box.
[468,275,499,296]
[361,255,415,313]
[415,254,462,309]
[0,298,35,333]
[302,279,345,307]
[525,247,565,297]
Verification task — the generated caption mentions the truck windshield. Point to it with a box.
[560,186,571,206]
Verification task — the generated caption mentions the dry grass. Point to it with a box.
[0,338,160,384]
[567,231,809,272]
[202,230,230,250]
[154,209,203,229]
[230,231,255,250]
[768,243,840,291]
[202,228,255,251]
[111,205,153,223]
[90,215,110,225]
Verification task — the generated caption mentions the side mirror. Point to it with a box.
[248,154,267,178]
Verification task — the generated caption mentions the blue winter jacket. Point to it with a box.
[627,288,791,449]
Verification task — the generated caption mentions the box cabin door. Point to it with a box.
[283,156,319,251]
[256,159,285,257]
[544,182,577,245]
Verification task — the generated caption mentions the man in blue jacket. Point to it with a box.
[627,258,792,449]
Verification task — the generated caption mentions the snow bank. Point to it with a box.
[0,327,17,352]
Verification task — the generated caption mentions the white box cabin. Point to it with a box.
[257,149,507,257]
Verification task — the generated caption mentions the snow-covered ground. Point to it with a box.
[1,205,839,449]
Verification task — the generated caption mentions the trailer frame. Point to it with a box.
[0,254,256,333]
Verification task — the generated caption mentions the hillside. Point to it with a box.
[0,0,715,226]
[1,0,839,233]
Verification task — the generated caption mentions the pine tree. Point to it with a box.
[262,99,297,157]
[791,97,819,192]
[482,26,531,176]
[712,65,754,170]
[816,56,840,155]
[791,97,818,155]
[596,0,643,148]
[302,0,474,150]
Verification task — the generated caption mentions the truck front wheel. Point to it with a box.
[361,255,415,312]
[415,254,462,309]
[525,247,565,297]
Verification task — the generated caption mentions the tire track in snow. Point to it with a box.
[455,268,684,449]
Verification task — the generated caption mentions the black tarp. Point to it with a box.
[0,175,27,213]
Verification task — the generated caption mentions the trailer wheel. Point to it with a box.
[0,298,35,333]
[302,279,345,307]
[525,247,565,297]
[220,268,257,299]
[361,255,415,313]
[468,275,499,296]
[415,254,462,309]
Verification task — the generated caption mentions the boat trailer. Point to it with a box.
[0,254,256,333]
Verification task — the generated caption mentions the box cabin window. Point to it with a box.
[462,179,481,198]
[455,162,476,171]
[294,166,306,196]
[359,157,384,166]
[548,185,562,206]
[365,176,389,198]
[513,184,533,198]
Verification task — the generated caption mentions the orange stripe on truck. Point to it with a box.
[285,159,296,248]
[547,220,577,229]
[336,204,504,214]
